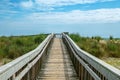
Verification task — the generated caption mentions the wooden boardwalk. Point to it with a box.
[36,38,79,80]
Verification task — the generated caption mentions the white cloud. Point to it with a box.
[35,0,114,7]
[24,8,120,24]
[20,0,33,8]
[19,0,115,10]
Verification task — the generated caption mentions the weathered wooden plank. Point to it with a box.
[36,38,79,80]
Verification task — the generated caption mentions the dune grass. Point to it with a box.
[0,34,47,65]
[70,33,120,69]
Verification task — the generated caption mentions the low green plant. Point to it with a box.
[70,33,120,58]
[0,34,47,63]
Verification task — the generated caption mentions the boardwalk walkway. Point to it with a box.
[36,37,79,80]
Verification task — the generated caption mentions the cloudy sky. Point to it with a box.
[0,0,120,37]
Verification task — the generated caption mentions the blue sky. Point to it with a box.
[0,0,120,37]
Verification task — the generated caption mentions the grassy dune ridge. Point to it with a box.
[0,34,47,65]
[69,33,120,69]
[69,33,120,58]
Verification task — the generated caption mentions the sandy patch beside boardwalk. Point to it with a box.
[102,57,120,69]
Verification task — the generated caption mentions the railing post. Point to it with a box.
[12,74,16,80]
[27,71,30,80]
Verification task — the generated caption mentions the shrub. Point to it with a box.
[34,36,43,44]
[15,39,23,46]
[109,36,113,40]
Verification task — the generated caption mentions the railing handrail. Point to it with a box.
[62,33,120,80]
[0,33,54,80]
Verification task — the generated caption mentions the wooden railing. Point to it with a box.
[62,33,120,80]
[0,33,54,80]
[0,33,120,80]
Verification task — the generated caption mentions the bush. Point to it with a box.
[106,42,120,57]
[15,39,23,46]
[107,43,117,51]
[109,36,113,40]
[34,36,43,44]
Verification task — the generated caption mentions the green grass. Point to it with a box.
[70,33,120,69]
[69,33,120,58]
[0,34,47,65]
